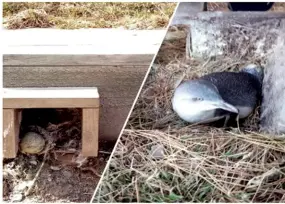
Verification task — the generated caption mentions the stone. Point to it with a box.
[150,144,164,159]
[20,132,46,154]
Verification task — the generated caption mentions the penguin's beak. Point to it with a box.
[205,100,238,113]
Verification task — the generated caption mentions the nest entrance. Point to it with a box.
[20,108,82,148]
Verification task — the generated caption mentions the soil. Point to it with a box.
[3,108,115,203]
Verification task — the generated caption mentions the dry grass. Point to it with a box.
[93,23,285,202]
[3,2,176,29]
[96,129,285,202]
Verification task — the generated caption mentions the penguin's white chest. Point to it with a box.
[236,106,253,119]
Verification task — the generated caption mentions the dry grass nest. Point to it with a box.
[94,26,285,202]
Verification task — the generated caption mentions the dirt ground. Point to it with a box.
[3,109,114,203]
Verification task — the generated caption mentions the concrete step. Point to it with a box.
[183,12,285,59]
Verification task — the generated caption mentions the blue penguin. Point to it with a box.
[172,79,238,124]
[172,64,263,126]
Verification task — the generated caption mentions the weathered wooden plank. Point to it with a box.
[4,54,154,66]
[3,65,146,94]
[82,108,99,157]
[4,98,99,109]
[3,87,99,98]
[3,109,21,158]
[4,87,99,109]
[4,62,148,141]
[2,29,166,55]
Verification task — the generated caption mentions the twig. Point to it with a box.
[81,167,101,177]
[99,150,112,155]
[24,143,53,196]
[236,114,241,134]
[135,177,140,202]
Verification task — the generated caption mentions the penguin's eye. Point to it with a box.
[193,97,203,101]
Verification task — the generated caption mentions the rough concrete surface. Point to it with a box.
[186,12,285,59]
[260,33,285,134]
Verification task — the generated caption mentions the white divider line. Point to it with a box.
[89,3,180,203]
